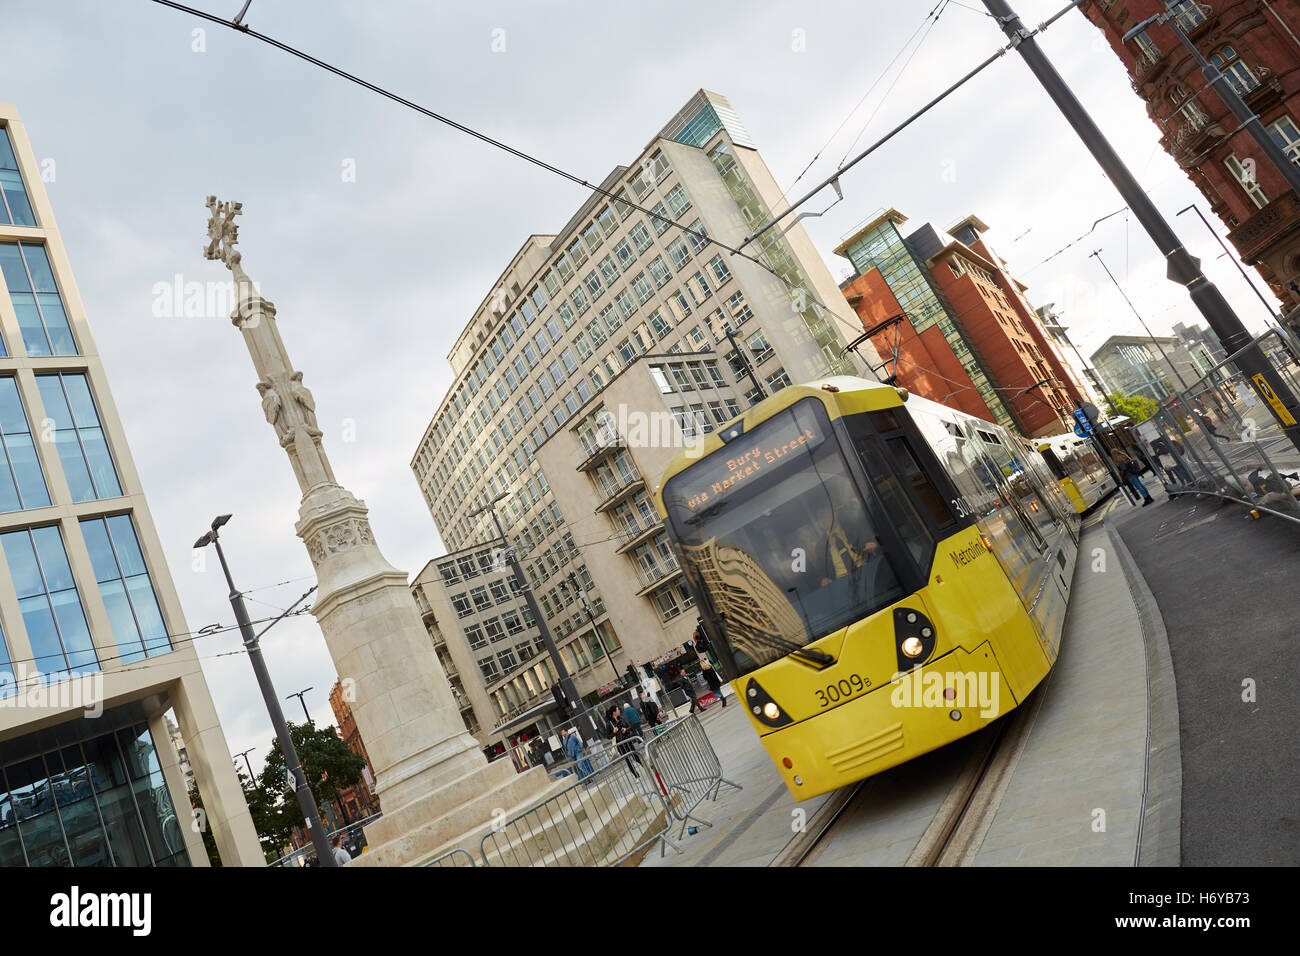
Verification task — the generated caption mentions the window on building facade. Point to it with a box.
[1,243,76,356]
[1169,0,1206,31]
[1225,153,1268,208]
[666,184,691,218]
[2,525,98,677]
[36,373,120,502]
[1210,46,1259,96]
[0,377,48,512]
[1269,116,1300,166]
[81,515,171,663]
[0,127,36,227]
[650,201,672,235]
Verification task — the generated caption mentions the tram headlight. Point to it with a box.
[745,678,793,729]
[893,606,937,672]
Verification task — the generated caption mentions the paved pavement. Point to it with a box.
[967,500,1180,865]
[645,497,1180,866]
[1112,491,1300,866]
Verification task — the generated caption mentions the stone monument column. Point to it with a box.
[203,199,548,862]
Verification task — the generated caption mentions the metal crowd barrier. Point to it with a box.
[643,714,742,853]
[478,734,674,867]
[423,847,477,868]
[1131,328,1300,525]
[416,713,740,867]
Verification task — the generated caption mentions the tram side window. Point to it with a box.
[855,440,931,570]
[1040,448,1068,481]
[886,438,957,532]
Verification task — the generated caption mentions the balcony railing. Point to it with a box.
[594,470,645,510]
[576,424,624,471]
[634,556,681,591]
[615,515,662,552]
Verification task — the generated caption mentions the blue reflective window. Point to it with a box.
[1,525,99,678]
[0,128,36,227]
[0,377,49,512]
[81,515,171,664]
[36,373,120,501]
[0,242,74,356]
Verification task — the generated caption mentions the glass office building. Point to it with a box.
[0,104,262,865]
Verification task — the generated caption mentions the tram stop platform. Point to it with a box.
[642,497,1182,867]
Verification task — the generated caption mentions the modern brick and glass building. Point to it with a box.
[0,103,261,866]
[1090,333,1211,400]
[836,210,1084,438]
[1081,1,1300,333]
[409,90,872,741]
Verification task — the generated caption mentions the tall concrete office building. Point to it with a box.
[0,103,261,866]
[410,90,873,744]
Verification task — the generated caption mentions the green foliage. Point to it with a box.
[1105,392,1160,424]
[186,784,222,867]
[258,722,366,839]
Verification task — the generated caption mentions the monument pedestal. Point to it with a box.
[297,483,551,865]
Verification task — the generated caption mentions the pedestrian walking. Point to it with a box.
[1197,409,1229,440]
[622,700,644,737]
[638,690,662,729]
[698,655,726,707]
[563,728,594,781]
[331,836,352,866]
[1112,449,1154,507]
[1150,436,1191,485]
[610,712,644,778]
[669,662,702,714]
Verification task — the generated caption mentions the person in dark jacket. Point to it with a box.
[638,690,662,728]
[610,712,644,778]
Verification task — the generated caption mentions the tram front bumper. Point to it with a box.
[758,642,1016,801]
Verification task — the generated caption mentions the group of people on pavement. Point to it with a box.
[549,626,731,782]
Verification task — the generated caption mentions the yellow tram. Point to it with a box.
[1036,431,1118,513]
[655,378,1080,800]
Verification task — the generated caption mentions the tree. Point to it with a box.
[258,722,366,836]
[238,769,295,863]
[186,784,222,867]
[1105,392,1160,424]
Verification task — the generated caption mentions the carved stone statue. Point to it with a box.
[289,370,322,437]
[256,379,292,445]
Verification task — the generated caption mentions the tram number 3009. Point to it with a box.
[814,674,872,708]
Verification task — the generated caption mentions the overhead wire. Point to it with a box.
[784,0,947,192]
[836,1,950,167]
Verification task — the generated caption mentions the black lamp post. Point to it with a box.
[194,515,336,866]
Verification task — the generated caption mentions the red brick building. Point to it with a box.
[329,679,380,821]
[1081,0,1300,331]
[836,210,1084,438]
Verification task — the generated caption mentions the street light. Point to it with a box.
[286,687,314,726]
[194,514,337,867]
[1177,203,1284,326]
[559,572,618,683]
[233,748,256,785]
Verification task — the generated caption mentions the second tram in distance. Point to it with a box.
[1036,430,1117,513]
[656,377,1080,800]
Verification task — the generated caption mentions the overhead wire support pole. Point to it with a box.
[739,0,1087,252]
[980,0,1300,454]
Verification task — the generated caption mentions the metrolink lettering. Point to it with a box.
[49,886,152,936]
[949,543,985,568]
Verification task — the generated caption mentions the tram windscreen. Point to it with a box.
[662,398,903,675]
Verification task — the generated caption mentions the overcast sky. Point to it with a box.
[0,0,1279,776]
